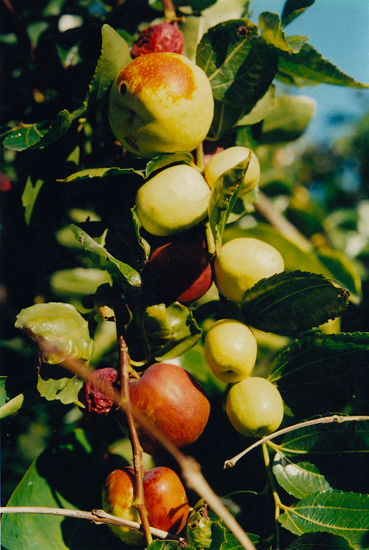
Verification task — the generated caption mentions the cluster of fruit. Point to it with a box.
[102,25,286,543]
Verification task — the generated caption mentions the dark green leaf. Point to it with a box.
[70,224,141,292]
[145,152,195,178]
[37,374,83,405]
[258,12,308,53]
[286,532,353,550]
[21,176,44,225]
[208,157,251,253]
[196,20,278,111]
[316,248,362,302]
[281,0,315,28]
[277,43,369,88]
[147,542,185,550]
[14,302,94,364]
[269,332,369,415]
[131,207,151,261]
[278,490,369,548]
[241,271,349,336]
[273,453,332,499]
[236,85,276,127]
[208,100,245,140]
[61,166,144,182]
[85,24,131,107]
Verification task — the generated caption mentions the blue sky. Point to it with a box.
[251,0,369,143]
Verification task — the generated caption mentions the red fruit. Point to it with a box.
[84,367,118,415]
[129,363,210,455]
[131,22,184,58]
[146,233,213,305]
[103,466,190,544]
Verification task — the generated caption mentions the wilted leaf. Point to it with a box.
[37,374,83,405]
[273,453,332,499]
[187,499,213,549]
[196,20,278,112]
[241,271,349,336]
[277,43,369,88]
[70,225,141,292]
[281,0,316,28]
[278,490,369,548]
[258,12,308,53]
[15,302,93,364]
[22,176,44,225]
[269,332,369,415]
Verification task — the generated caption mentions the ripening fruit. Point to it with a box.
[109,52,214,158]
[131,22,184,58]
[204,319,257,383]
[214,238,284,302]
[135,164,211,236]
[226,377,284,438]
[204,146,260,194]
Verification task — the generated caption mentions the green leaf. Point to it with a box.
[277,43,369,88]
[273,453,332,499]
[196,20,278,111]
[84,24,131,107]
[70,225,141,292]
[278,490,369,548]
[241,271,350,336]
[316,247,362,301]
[260,94,316,143]
[269,332,369,415]
[187,499,213,549]
[258,12,308,53]
[22,176,44,225]
[14,302,94,364]
[208,100,245,140]
[50,268,112,298]
[37,374,83,405]
[208,156,251,253]
[236,85,276,126]
[131,207,151,261]
[61,166,144,182]
[281,0,315,28]
[145,152,195,178]
[286,532,353,550]
[0,378,25,419]
[147,542,185,550]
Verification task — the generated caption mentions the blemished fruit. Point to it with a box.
[204,319,257,383]
[103,466,190,545]
[226,377,284,438]
[131,22,184,58]
[129,363,210,455]
[108,52,214,158]
[204,146,260,194]
[83,367,118,415]
[135,164,211,236]
[146,230,212,304]
[214,238,284,302]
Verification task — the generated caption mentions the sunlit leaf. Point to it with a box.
[269,332,369,415]
[281,0,316,28]
[37,374,83,405]
[259,12,308,53]
[236,85,276,126]
[273,453,332,499]
[241,271,349,336]
[61,166,144,182]
[145,152,195,178]
[278,490,369,548]
[22,176,44,225]
[14,302,94,364]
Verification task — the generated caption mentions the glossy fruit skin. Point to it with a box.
[103,466,190,545]
[226,377,284,438]
[146,231,213,304]
[204,146,260,194]
[135,164,210,236]
[214,238,284,302]
[204,319,257,383]
[108,52,214,158]
[131,22,184,58]
[129,363,210,455]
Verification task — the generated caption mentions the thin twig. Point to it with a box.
[224,415,369,469]
[0,507,181,540]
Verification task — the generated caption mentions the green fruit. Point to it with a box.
[108,52,214,158]
[204,146,260,194]
[226,377,284,438]
[204,319,257,383]
[135,164,211,236]
[214,238,284,302]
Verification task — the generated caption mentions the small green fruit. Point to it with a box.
[135,164,211,236]
[204,319,257,383]
[204,146,260,194]
[226,377,284,438]
[214,238,284,302]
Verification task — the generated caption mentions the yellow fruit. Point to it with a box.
[135,164,211,236]
[226,377,284,438]
[109,53,214,158]
[214,238,284,302]
[204,319,257,383]
[204,146,260,193]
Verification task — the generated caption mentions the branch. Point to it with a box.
[0,507,181,540]
[224,415,369,469]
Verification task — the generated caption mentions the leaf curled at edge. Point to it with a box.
[241,271,349,335]
[37,374,83,405]
[273,453,332,499]
[258,12,308,53]
[281,0,316,28]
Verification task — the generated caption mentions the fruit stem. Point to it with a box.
[118,334,153,546]
[161,0,177,22]
[196,142,205,172]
